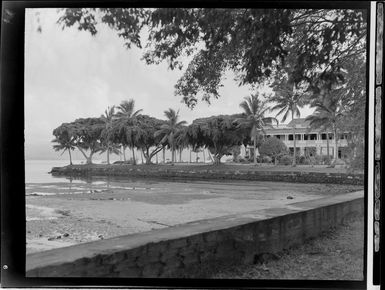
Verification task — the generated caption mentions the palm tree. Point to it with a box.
[175,126,189,163]
[270,82,304,166]
[155,109,187,164]
[116,99,143,164]
[237,94,278,164]
[52,125,76,165]
[306,96,345,166]
[100,106,116,165]
[98,143,121,164]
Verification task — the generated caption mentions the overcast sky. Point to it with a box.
[25,8,312,160]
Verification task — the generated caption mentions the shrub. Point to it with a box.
[297,155,306,165]
[314,155,323,165]
[261,156,272,163]
[322,155,331,165]
[259,137,287,164]
[238,157,249,163]
[279,155,292,165]
[308,156,316,165]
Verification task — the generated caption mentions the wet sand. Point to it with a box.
[26,179,362,254]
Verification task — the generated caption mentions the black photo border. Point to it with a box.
[0,0,375,288]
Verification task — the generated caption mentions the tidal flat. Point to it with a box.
[26,178,363,254]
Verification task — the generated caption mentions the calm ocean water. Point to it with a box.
[25,160,85,184]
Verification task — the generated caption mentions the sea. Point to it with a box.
[24,160,140,198]
[25,159,86,184]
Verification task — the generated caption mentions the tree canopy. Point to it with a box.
[52,123,77,165]
[186,114,248,164]
[259,137,288,164]
[57,7,367,108]
[131,114,166,164]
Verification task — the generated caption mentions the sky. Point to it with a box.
[25,8,313,161]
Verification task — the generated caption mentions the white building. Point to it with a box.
[251,118,350,159]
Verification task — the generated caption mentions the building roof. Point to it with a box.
[286,118,311,128]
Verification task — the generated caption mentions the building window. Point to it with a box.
[288,134,294,141]
[309,134,317,140]
[304,134,309,140]
[295,134,302,140]
[321,134,327,140]
[339,133,348,140]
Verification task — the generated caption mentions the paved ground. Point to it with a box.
[26,178,362,254]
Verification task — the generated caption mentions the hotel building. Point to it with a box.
[257,118,349,159]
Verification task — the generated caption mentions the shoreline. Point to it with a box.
[26,177,363,254]
[50,163,364,185]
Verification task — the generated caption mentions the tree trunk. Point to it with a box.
[84,151,94,164]
[179,148,182,163]
[213,155,221,165]
[202,149,206,164]
[68,149,73,165]
[144,150,152,165]
[107,148,110,165]
[170,133,175,164]
[189,149,192,163]
[123,145,126,161]
[292,114,297,167]
[253,126,257,165]
[156,152,158,164]
[140,150,144,164]
[326,133,330,164]
[77,147,92,164]
[163,147,166,163]
[332,125,338,166]
[132,148,136,165]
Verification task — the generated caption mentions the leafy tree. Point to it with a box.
[72,117,104,164]
[52,123,77,165]
[132,114,166,164]
[155,109,187,164]
[333,56,366,170]
[187,114,248,165]
[259,136,288,165]
[236,94,278,164]
[270,79,305,166]
[116,99,143,164]
[57,8,366,107]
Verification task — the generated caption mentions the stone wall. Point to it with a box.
[50,165,364,185]
[26,191,364,278]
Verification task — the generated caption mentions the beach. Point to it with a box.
[26,178,363,254]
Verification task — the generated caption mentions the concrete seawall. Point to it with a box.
[26,191,364,278]
[50,165,364,185]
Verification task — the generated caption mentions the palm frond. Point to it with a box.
[281,109,290,123]
[239,100,252,116]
